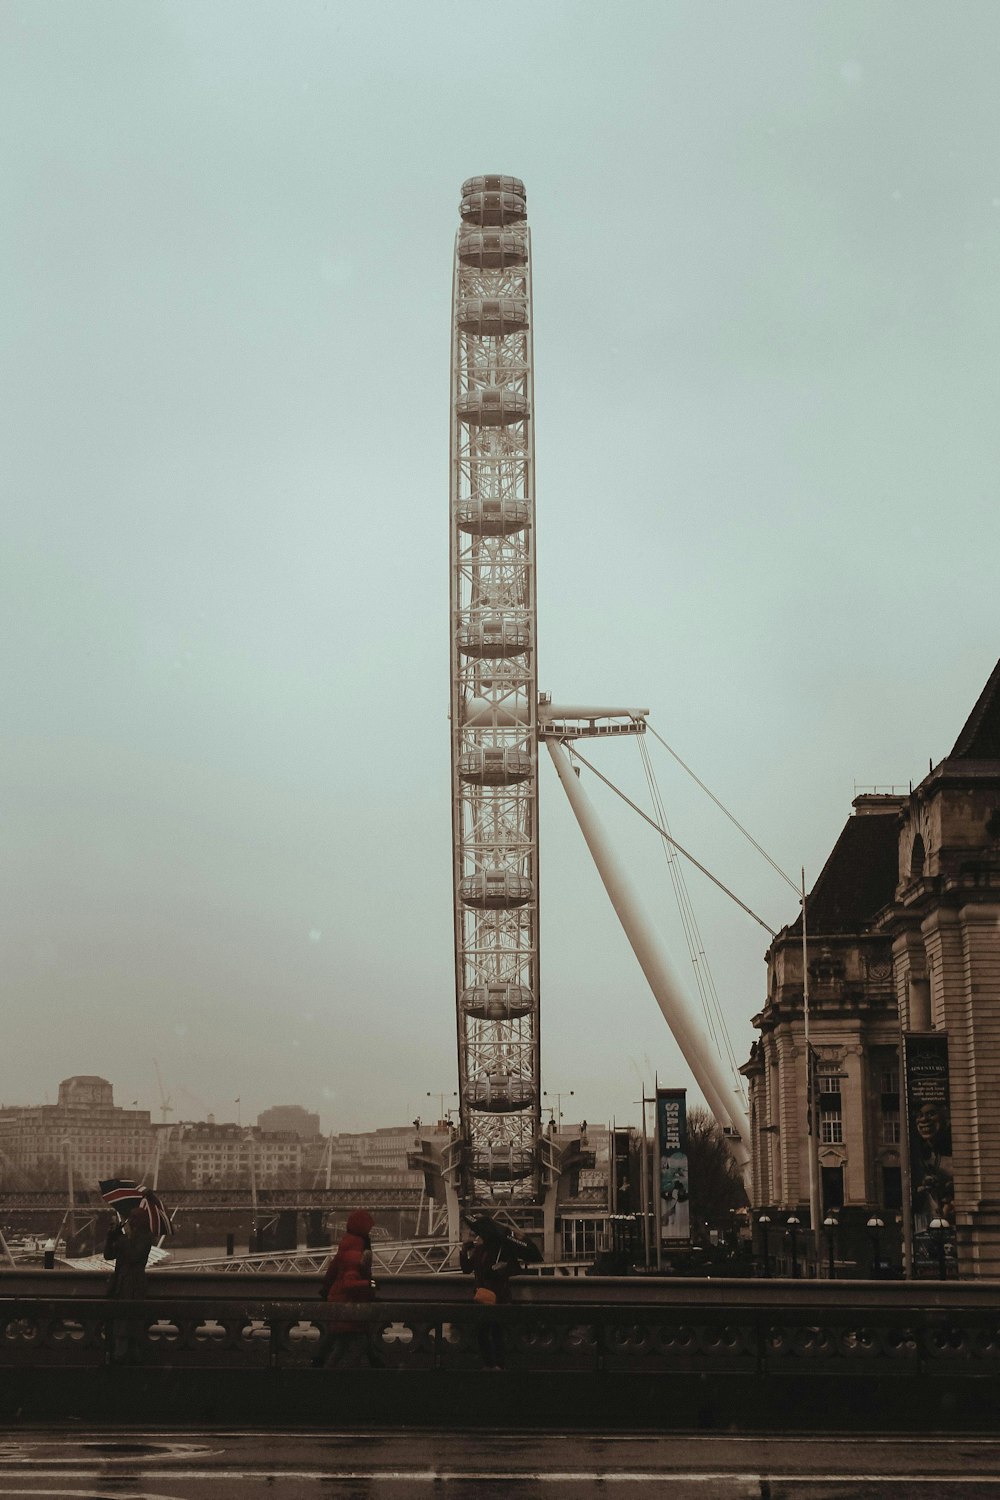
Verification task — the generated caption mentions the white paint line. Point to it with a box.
[0,1491,182,1499]
[5,1471,1000,1485]
[12,1429,1000,1452]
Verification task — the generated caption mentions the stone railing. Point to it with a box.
[4,1281,1000,1373]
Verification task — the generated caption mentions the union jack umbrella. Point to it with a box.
[99,1179,174,1237]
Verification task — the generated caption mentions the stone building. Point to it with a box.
[742,797,903,1220]
[256,1105,320,1138]
[163,1121,305,1188]
[742,658,1000,1277]
[0,1076,155,1185]
[875,658,1000,1275]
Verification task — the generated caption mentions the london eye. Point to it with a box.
[449,175,539,1203]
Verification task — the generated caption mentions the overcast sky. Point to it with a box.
[3,0,998,1135]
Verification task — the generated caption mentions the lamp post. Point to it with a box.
[929,1216,949,1281]
[245,1131,259,1252]
[823,1213,839,1280]
[757,1213,772,1278]
[785,1214,801,1279]
[426,1091,457,1124]
[866,1214,885,1279]
[543,1090,574,1129]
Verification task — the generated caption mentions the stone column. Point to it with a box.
[957,902,1000,1275]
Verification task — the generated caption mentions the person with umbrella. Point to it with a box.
[99,1180,172,1364]
[459,1215,539,1369]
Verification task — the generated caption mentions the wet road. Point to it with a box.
[1,1430,999,1497]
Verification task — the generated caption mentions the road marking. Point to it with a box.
[5,1471,1000,1485]
[0,1443,220,1466]
[0,1491,182,1498]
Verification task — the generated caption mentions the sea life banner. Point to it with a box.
[656,1088,690,1242]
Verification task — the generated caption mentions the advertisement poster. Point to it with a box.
[656,1088,690,1242]
[611,1128,634,1216]
[903,1033,954,1234]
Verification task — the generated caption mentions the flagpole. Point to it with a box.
[653,1077,662,1272]
[801,867,821,1276]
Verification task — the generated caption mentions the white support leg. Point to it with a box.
[546,737,751,1172]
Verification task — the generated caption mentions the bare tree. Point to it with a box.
[686,1106,748,1243]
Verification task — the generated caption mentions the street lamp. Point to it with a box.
[785,1214,802,1279]
[245,1131,260,1252]
[866,1215,885,1279]
[426,1091,457,1123]
[543,1090,574,1128]
[929,1216,949,1281]
[822,1213,839,1280]
[757,1213,772,1279]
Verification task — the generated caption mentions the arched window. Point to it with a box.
[910,833,926,880]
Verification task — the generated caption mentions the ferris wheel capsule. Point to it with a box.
[467,1073,536,1113]
[458,614,531,659]
[457,297,529,338]
[456,496,529,537]
[459,869,533,910]
[461,983,535,1019]
[457,228,528,270]
[456,388,529,427]
[461,174,526,200]
[458,748,533,786]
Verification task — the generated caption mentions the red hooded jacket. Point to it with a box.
[320,1210,375,1333]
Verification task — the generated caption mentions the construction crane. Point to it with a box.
[152,1061,174,1125]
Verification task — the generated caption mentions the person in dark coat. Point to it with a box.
[103,1207,153,1363]
[459,1220,524,1369]
[312,1209,382,1368]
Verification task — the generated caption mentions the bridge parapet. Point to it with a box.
[4,1281,1000,1431]
[3,1280,1000,1368]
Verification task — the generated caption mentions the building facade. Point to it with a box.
[161,1122,305,1188]
[743,659,1000,1277]
[0,1076,155,1186]
[742,797,903,1223]
[256,1105,320,1137]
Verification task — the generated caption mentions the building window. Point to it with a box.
[882,1112,901,1144]
[910,834,925,880]
[879,1066,899,1094]
[882,1165,903,1211]
[817,1074,842,1097]
[820,1110,843,1145]
[821,1164,844,1211]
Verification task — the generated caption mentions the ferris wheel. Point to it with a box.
[449,175,540,1201]
[447,177,752,1222]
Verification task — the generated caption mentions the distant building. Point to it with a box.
[154,1120,437,1190]
[163,1122,305,1188]
[742,796,904,1220]
[315,1125,426,1188]
[0,1076,155,1185]
[742,658,1000,1277]
[256,1105,320,1138]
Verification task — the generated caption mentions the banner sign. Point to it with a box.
[903,1032,954,1234]
[656,1088,690,1242]
[611,1128,634,1216]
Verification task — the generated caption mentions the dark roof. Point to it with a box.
[950,657,1000,761]
[787,809,899,937]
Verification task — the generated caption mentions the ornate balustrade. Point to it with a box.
[3,1289,1000,1373]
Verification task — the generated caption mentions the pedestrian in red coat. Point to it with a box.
[312,1209,382,1367]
